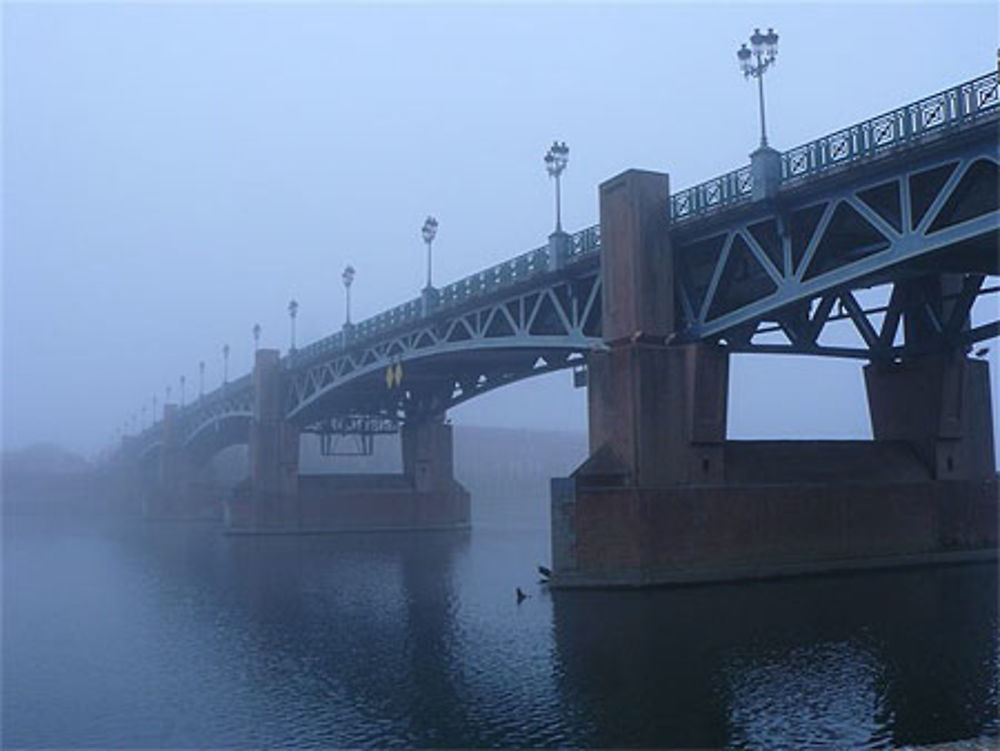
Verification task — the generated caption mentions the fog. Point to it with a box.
[3,2,998,456]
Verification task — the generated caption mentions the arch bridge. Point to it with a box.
[126,72,998,581]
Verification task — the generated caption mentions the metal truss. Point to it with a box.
[303,415,400,457]
[726,277,998,360]
[390,347,591,421]
[178,388,253,449]
[671,71,998,222]
[133,377,254,457]
[285,268,602,423]
[126,387,253,461]
[674,137,999,356]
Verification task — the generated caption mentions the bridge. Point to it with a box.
[124,70,999,586]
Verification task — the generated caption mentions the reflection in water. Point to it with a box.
[551,565,998,749]
[3,509,997,748]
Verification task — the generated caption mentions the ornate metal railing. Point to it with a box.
[669,166,753,221]
[781,71,998,183]
[282,223,601,370]
[669,70,998,223]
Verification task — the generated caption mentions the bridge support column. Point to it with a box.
[143,404,198,518]
[585,342,728,486]
[400,416,470,526]
[553,168,732,585]
[584,167,703,486]
[865,352,995,480]
[402,417,454,492]
[228,349,300,531]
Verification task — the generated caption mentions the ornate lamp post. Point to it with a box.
[342,265,356,326]
[421,216,438,290]
[288,299,299,352]
[222,344,230,384]
[198,360,205,398]
[252,323,261,352]
[737,27,779,148]
[544,141,569,233]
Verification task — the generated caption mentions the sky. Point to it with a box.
[3,1,998,457]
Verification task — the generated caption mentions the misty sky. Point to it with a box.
[3,2,998,457]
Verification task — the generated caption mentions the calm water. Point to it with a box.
[3,496,998,749]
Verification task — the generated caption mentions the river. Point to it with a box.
[3,495,997,748]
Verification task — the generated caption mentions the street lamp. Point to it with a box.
[421,216,438,290]
[737,27,779,148]
[544,141,569,233]
[180,375,186,408]
[223,344,230,385]
[252,323,261,351]
[152,395,158,423]
[288,299,299,352]
[199,360,205,398]
[342,265,356,326]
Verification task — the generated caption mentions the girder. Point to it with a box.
[179,389,253,449]
[303,415,401,457]
[674,135,999,357]
[285,267,602,424]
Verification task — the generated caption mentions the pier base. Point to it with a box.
[226,368,469,534]
[141,404,223,520]
[550,165,997,588]
[551,466,997,588]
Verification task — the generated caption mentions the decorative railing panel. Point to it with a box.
[781,72,998,183]
[670,71,998,222]
[670,166,753,221]
[277,224,601,373]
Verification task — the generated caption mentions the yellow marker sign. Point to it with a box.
[385,362,404,389]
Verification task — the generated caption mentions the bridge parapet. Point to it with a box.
[669,71,999,223]
[781,71,998,184]
[670,165,754,222]
[285,223,601,371]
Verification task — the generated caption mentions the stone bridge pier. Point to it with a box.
[237,349,302,530]
[226,349,469,534]
[142,403,218,519]
[550,169,997,588]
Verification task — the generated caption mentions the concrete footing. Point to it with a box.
[551,473,997,588]
[224,349,470,533]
